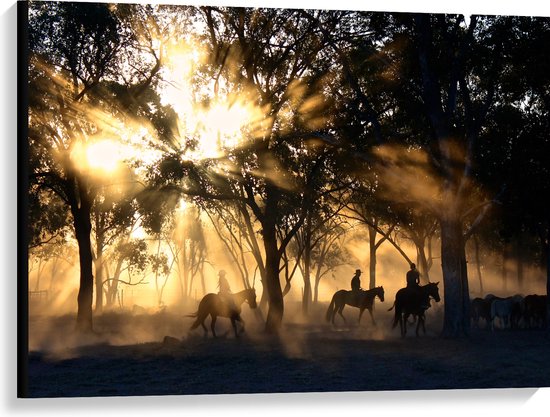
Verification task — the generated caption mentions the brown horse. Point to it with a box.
[187,288,257,338]
[389,282,440,337]
[325,286,385,326]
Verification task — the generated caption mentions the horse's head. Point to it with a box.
[376,286,385,302]
[426,282,441,303]
[246,288,258,309]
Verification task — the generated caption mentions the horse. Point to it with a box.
[523,294,547,329]
[389,282,441,337]
[470,297,491,329]
[325,286,385,326]
[490,295,523,331]
[187,288,257,338]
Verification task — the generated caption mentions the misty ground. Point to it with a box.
[26,302,550,398]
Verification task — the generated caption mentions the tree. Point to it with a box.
[29,2,163,330]
[104,238,150,308]
[148,7,343,332]
[398,14,523,336]
[293,210,350,307]
[313,12,539,336]
[168,203,208,301]
[91,187,143,312]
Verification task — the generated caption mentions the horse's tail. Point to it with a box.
[325,294,336,322]
[387,302,395,312]
[186,311,200,330]
[390,302,400,329]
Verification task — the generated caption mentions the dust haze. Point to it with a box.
[28,216,546,358]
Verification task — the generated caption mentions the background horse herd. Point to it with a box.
[471,293,548,331]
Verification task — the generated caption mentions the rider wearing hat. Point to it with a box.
[351,269,362,292]
[351,269,362,305]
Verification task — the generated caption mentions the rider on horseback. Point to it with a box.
[351,269,362,305]
[406,263,420,288]
[406,263,430,310]
[218,270,237,314]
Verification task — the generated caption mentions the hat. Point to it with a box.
[218,270,227,277]
[355,269,362,274]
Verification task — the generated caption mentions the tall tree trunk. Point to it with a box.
[502,242,510,292]
[440,215,470,338]
[473,234,483,295]
[368,225,377,289]
[415,240,431,284]
[34,258,43,292]
[261,184,286,333]
[106,256,123,307]
[313,249,327,304]
[516,234,524,291]
[93,206,105,314]
[259,278,269,309]
[182,241,189,301]
[72,204,94,332]
[302,222,312,314]
[155,237,162,306]
[313,269,322,304]
[302,247,312,315]
[200,263,206,298]
[177,255,185,302]
[94,247,104,314]
[263,225,283,333]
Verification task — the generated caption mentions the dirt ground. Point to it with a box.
[25,303,550,398]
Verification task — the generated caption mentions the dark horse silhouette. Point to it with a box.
[325,286,385,325]
[389,282,440,337]
[187,288,257,338]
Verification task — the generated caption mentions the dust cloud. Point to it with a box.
[28,206,547,361]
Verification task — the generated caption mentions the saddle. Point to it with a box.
[219,293,239,316]
[404,286,430,310]
[350,289,364,307]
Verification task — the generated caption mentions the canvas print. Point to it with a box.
[20,0,550,398]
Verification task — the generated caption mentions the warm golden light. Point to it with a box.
[85,140,122,172]
[190,101,254,159]
[158,39,268,162]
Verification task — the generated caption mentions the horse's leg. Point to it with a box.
[368,308,376,326]
[200,320,208,337]
[195,313,208,337]
[237,316,245,334]
[416,315,425,336]
[210,315,218,338]
[330,302,337,325]
[231,317,238,338]
[337,303,346,324]
[402,313,409,337]
[358,308,365,324]
[398,312,403,336]
[422,315,426,334]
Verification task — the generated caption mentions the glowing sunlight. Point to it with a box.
[158,41,267,162]
[85,140,123,172]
